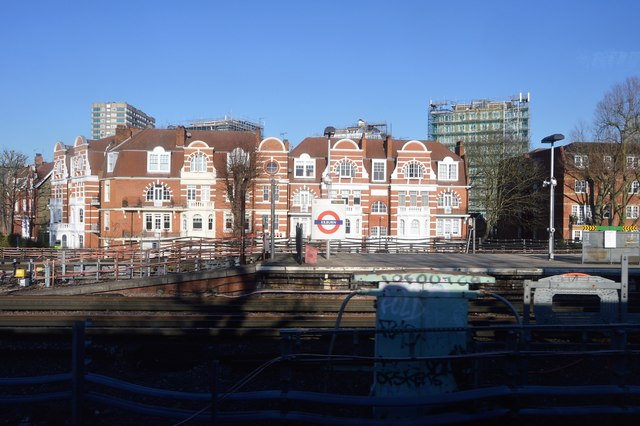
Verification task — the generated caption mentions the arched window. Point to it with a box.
[403,161,424,179]
[208,215,214,230]
[399,219,405,236]
[193,214,203,230]
[345,218,351,234]
[437,191,460,207]
[190,153,207,172]
[411,219,420,234]
[371,201,387,213]
[294,190,314,211]
[337,160,356,178]
[146,184,171,202]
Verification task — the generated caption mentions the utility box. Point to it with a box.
[304,245,318,265]
[15,268,26,278]
[374,280,477,396]
[351,271,495,419]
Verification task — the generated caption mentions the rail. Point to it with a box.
[0,238,584,262]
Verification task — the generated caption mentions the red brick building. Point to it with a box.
[530,141,640,241]
[48,126,469,248]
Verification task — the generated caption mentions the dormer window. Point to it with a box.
[148,147,171,172]
[404,161,424,179]
[107,152,118,173]
[438,157,458,181]
[337,160,356,178]
[190,153,207,172]
[294,153,315,178]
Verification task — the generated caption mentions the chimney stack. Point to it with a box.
[385,135,393,159]
[34,153,43,166]
[361,134,368,158]
[455,140,465,158]
[115,125,133,143]
[176,126,187,147]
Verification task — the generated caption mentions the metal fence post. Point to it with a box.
[71,321,86,426]
[210,360,219,425]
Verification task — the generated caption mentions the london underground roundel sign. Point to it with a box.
[311,199,346,240]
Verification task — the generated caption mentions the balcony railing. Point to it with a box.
[397,206,427,215]
[187,200,213,209]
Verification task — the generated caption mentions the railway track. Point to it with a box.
[1,290,622,335]
[0,294,523,335]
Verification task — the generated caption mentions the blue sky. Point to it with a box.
[1,0,639,160]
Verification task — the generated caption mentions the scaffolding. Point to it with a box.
[427,93,530,148]
[170,116,263,136]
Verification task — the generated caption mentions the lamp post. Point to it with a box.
[270,177,276,258]
[541,133,565,260]
[323,126,335,259]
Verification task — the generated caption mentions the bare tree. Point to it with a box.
[0,149,29,236]
[565,76,640,226]
[465,132,545,239]
[219,141,262,263]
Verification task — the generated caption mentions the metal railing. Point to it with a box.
[3,321,640,424]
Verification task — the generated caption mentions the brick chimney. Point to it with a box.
[455,140,465,158]
[385,135,393,159]
[115,125,133,143]
[361,134,368,158]
[176,126,187,147]
[34,153,43,166]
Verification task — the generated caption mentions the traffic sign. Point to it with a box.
[311,199,346,240]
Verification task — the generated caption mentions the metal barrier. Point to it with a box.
[582,230,640,263]
[524,255,631,324]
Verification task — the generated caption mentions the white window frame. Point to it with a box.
[107,152,118,173]
[372,159,386,182]
[190,153,207,172]
[404,161,424,179]
[148,147,171,172]
[294,190,313,212]
[575,180,587,194]
[294,154,315,178]
[630,181,640,194]
[438,157,458,181]
[574,155,588,169]
[627,205,639,219]
[145,213,171,231]
[371,201,387,213]
[572,204,591,224]
[104,181,110,202]
[187,185,196,201]
[146,184,171,202]
[192,214,203,230]
[337,160,356,178]
[438,191,459,208]
[224,213,233,231]
[436,218,461,237]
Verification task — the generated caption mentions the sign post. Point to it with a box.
[311,199,346,259]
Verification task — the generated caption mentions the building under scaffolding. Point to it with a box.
[428,93,530,150]
[428,94,531,219]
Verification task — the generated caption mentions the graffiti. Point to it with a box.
[379,272,487,285]
[377,295,425,321]
[376,365,428,388]
[375,360,454,389]
[378,319,426,351]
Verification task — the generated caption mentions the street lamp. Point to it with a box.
[323,126,335,259]
[541,133,565,260]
